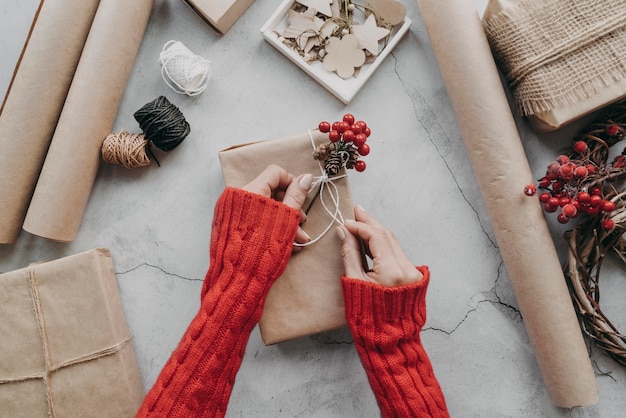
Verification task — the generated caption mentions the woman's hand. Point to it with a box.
[336,205,422,287]
[242,164,314,248]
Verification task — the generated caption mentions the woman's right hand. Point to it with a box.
[336,205,422,287]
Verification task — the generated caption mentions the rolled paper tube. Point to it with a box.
[0,0,101,244]
[415,0,598,408]
[22,0,155,242]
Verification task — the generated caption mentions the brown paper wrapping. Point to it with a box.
[483,0,626,132]
[22,0,155,242]
[219,130,355,344]
[0,248,144,417]
[416,0,598,407]
[0,0,101,244]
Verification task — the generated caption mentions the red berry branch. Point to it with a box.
[314,113,371,175]
[524,122,626,230]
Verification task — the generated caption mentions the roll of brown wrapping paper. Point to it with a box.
[415,0,598,408]
[0,0,101,244]
[22,0,155,242]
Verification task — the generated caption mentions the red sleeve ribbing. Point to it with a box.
[136,188,300,418]
[341,266,450,418]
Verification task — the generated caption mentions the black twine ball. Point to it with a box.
[134,95,190,152]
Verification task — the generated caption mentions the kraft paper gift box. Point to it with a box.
[0,248,144,417]
[219,130,355,344]
[183,0,255,34]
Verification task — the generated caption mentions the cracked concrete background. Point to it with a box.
[1,0,625,417]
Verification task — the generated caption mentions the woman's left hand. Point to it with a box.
[243,164,314,248]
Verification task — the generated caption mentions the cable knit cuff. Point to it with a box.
[203,187,301,297]
[341,266,430,328]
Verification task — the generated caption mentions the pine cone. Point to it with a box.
[313,142,336,160]
[324,153,343,175]
[345,147,359,169]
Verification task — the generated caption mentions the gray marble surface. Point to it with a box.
[1,0,625,417]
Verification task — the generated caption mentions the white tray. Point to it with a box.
[261,0,412,104]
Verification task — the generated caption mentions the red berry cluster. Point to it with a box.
[524,135,624,230]
[318,113,371,172]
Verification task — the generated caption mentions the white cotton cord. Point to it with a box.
[293,131,348,247]
[158,40,212,96]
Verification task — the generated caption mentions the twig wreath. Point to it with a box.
[524,100,626,366]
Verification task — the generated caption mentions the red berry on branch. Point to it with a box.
[343,114,355,125]
[332,121,342,131]
[577,191,591,204]
[601,200,616,212]
[539,192,551,203]
[557,155,570,165]
[524,184,537,196]
[356,120,367,131]
[586,206,600,216]
[319,121,331,133]
[548,197,560,207]
[559,197,571,207]
[545,203,558,213]
[589,195,603,207]
[605,124,619,136]
[557,213,570,224]
[574,165,588,178]
[587,164,597,174]
[357,143,370,156]
[353,133,367,147]
[562,203,577,217]
[343,129,356,142]
[559,163,575,177]
[590,186,602,196]
[354,160,366,172]
[602,219,615,231]
[364,127,371,137]
[329,130,341,142]
[552,181,564,192]
[573,140,588,153]
[350,124,362,134]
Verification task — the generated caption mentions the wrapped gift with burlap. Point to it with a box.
[483,0,626,132]
[0,249,144,417]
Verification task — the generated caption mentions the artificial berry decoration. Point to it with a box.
[524,184,537,196]
[314,114,372,175]
[605,124,619,136]
[524,127,626,226]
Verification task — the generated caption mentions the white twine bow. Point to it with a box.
[158,40,212,96]
[294,131,348,247]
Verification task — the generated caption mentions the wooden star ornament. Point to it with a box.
[282,8,324,50]
[351,14,390,56]
[296,0,334,17]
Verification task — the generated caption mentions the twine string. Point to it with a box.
[0,266,132,417]
[294,131,348,247]
[158,40,212,97]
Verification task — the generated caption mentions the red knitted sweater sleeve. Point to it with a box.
[341,266,450,418]
[136,187,300,418]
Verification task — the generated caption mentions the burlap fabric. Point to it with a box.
[483,0,626,117]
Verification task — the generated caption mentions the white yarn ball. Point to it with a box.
[158,40,212,96]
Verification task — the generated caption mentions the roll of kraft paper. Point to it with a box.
[22,0,155,242]
[415,0,598,408]
[0,0,101,244]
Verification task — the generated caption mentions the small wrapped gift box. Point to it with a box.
[183,0,256,34]
[483,0,626,132]
[219,130,355,344]
[0,248,144,417]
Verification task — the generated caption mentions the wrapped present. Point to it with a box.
[0,248,144,417]
[183,0,255,34]
[219,130,355,344]
[483,0,626,132]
